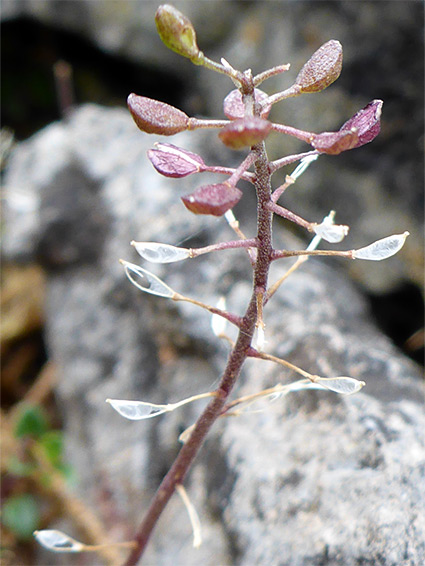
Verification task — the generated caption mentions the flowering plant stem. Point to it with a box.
[33,6,409,563]
[124,120,273,565]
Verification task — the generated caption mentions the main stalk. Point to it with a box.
[124,87,274,566]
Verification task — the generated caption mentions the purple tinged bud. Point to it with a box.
[340,100,383,147]
[311,129,359,155]
[223,89,272,119]
[127,93,189,135]
[311,100,383,155]
[148,143,205,178]
[218,116,272,149]
[181,183,243,216]
[155,4,201,62]
[295,40,343,93]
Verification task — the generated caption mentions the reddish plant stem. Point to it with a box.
[190,237,258,257]
[266,201,312,230]
[123,141,274,566]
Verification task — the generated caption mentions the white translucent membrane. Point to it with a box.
[253,324,266,352]
[353,232,409,261]
[34,530,83,553]
[121,260,175,298]
[131,241,190,263]
[106,399,171,420]
[211,297,227,337]
[106,392,213,421]
[290,153,319,180]
[313,219,349,243]
[315,376,365,395]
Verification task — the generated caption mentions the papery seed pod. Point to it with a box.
[107,399,170,420]
[132,241,190,263]
[316,376,365,395]
[223,88,272,119]
[340,100,383,147]
[120,260,176,297]
[218,116,272,149]
[34,530,84,553]
[295,40,343,93]
[148,143,205,177]
[155,4,201,62]
[311,129,358,155]
[313,221,349,243]
[127,93,189,135]
[181,183,242,216]
[353,232,409,261]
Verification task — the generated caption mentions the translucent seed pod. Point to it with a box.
[120,260,175,297]
[315,376,366,395]
[131,241,191,263]
[313,220,349,243]
[353,232,409,261]
[107,392,213,421]
[106,399,170,420]
[34,530,84,553]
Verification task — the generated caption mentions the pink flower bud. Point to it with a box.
[155,4,201,62]
[148,143,205,178]
[295,40,343,93]
[223,89,272,119]
[340,100,383,147]
[127,93,189,135]
[218,116,272,149]
[311,129,359,155]
[181,183,242,216]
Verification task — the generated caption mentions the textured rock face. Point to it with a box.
[3,104,424,566]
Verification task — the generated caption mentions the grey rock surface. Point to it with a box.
[3,104,424,565]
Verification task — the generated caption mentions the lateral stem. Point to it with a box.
[189,238,259,258]
[266,201,313,230]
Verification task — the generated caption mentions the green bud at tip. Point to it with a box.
[155,4,202,63]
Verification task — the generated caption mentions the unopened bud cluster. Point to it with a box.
[127,19,383,215]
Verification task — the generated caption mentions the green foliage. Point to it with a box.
[1,494,40,540]
[14,405,48,439]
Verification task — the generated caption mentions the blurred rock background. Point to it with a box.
[1,2,424,565]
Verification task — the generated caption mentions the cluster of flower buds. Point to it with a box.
[127,10,383,216]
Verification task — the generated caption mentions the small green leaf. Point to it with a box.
[14,405,48,439]
[39,431,63,469]
[2,494,40,540]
